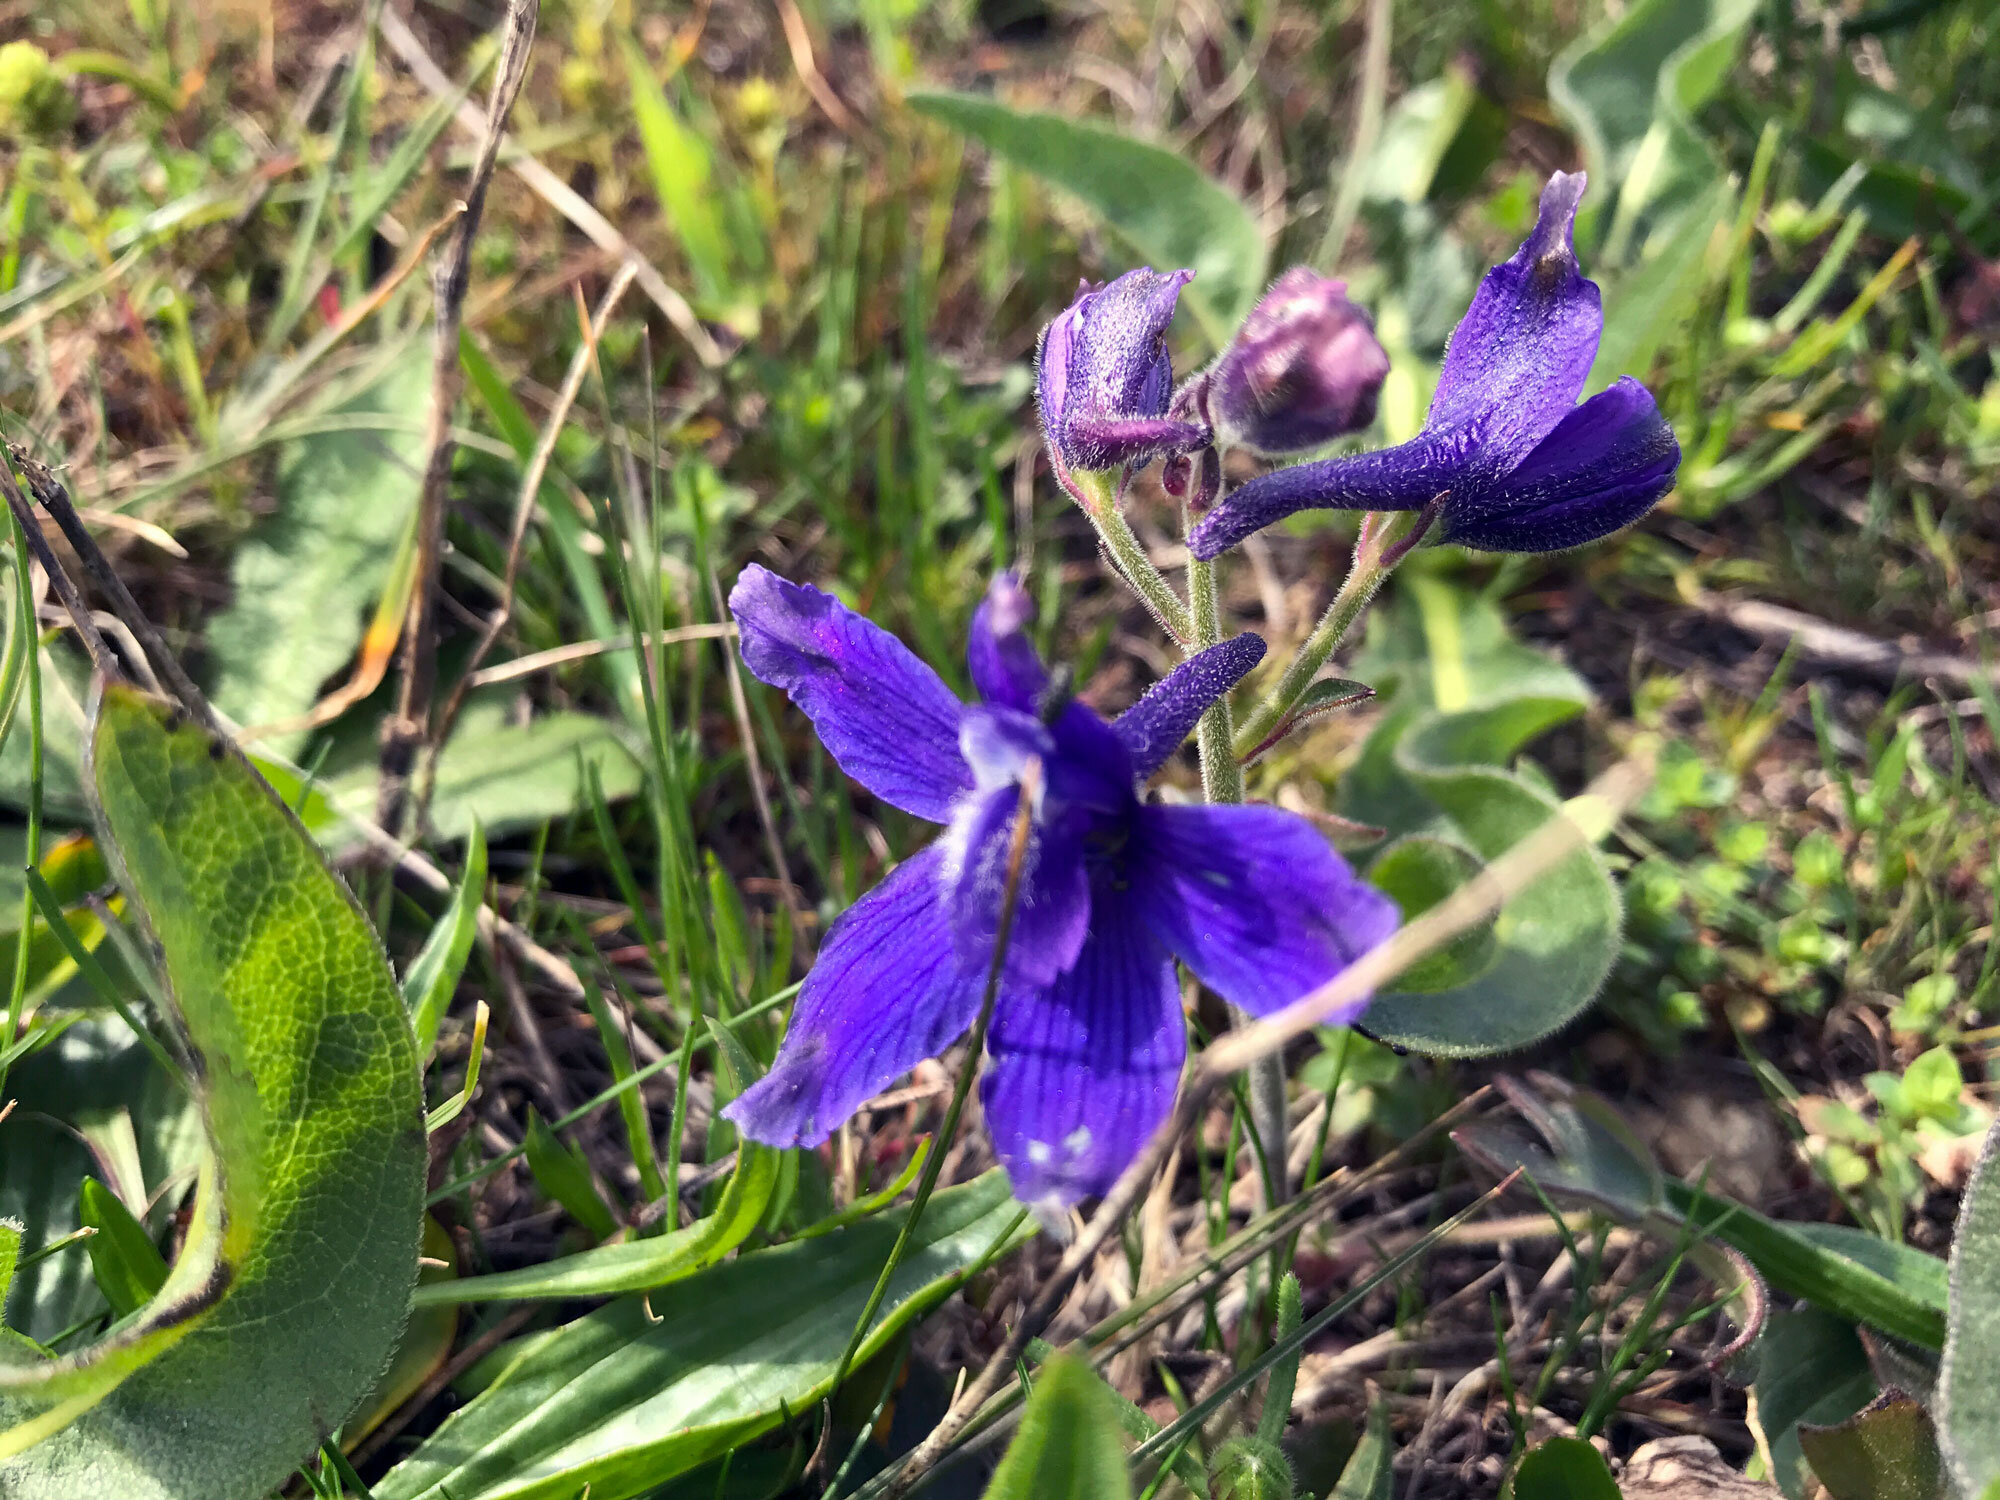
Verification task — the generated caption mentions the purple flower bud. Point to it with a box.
[1203,269,1388,457]
[1035,268,1210,483]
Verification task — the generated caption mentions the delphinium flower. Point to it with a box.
[721,566,1399,1211]
[1187,172,1681,562]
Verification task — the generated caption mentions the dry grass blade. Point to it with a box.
[377,0,541,840]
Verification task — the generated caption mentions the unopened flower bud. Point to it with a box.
[1204,268,1388,457]
[1035,268,1210,485]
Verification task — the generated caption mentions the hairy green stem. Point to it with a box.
[1185,513,1284,1213]
[1231,510,1414,759]
[1074,470,1194,643]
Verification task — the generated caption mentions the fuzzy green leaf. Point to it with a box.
[1799,1390,1947,1500]
[374,1172,1030,1500]
[1942,1114,2000,1496]
[1508,1437,1619,1499]
[0,684,425,1500]
[908,90,1268,345]
[984,1354,1131,1500]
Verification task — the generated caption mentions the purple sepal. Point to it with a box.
[981,886,1184,1208]
[723,846,979,1147]
[1112,634,1267,780]
[967,571,1048,711]
[729,566,969,822]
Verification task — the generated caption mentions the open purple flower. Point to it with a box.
[1037,269,1211,490]
[1187,173,1680,560]
[722,566,1399,1210]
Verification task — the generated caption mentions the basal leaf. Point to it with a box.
[0,684,425,1499]
[374,1172,1030,1500]
[207,348,430,756]
[908,90,1267,345]
[1548,0,1758,264]
[1508,1437,1619,1499]
[327,702,644,842]
[1798,1391,1947,1500]
[417,1143,779,1305]
[983,1354,1131,1500]
[1756,1309,1877,1500]
[1342,583,1617,1055]
[1941,1114,2000,1496]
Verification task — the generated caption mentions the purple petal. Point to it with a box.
[1062,416,1211,472]
[1186,428,1470,560]
[1131,803,1399,1020]
[730,566,970,823]
[946,784,1092,990]
[1113,635,1268,780]
[724,846,977,1147]
[981,889,1184,1209]
[1444,377,1679,553]
[967,572,1048,712]
[1425,172,1601,477]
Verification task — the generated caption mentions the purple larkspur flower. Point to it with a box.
[1187,173,1681,560]
[1036,269,1211,487]
[1193,267,1389,458]
[721,566,1400,1210]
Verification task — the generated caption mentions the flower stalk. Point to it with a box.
[1231,507,1420,761]
[1183,501,1286,1209]
[1073,468,1195,644]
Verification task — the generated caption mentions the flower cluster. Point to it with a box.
[726,171,1680,1214]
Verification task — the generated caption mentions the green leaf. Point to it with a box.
[1756,1309,1878,1499]
[619,33,733,305]
[373,1172,1031,1500]
[522,1109,620,1243]
[403,820,485,1062]
[206,348,430,756]
[0,684,425,1500]
[1329,1401,1393,1499]
[417,1142,780,1305]
[1942,1114,2000,1496]
[1508,1437,1619,1499]
[1343,582,1617,1055]
[1798,1391,1947,1500]
[983,1354,1131,1500]
[1210,1436,1293,1500]
[1457,1076,1948,1350]
[76,1178,166,1319]
[1587,175,1732,395]
[1366,835,1498,993]
[907,90,1267,345]
[326,703,644,842]
[1548,0,1758,265]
